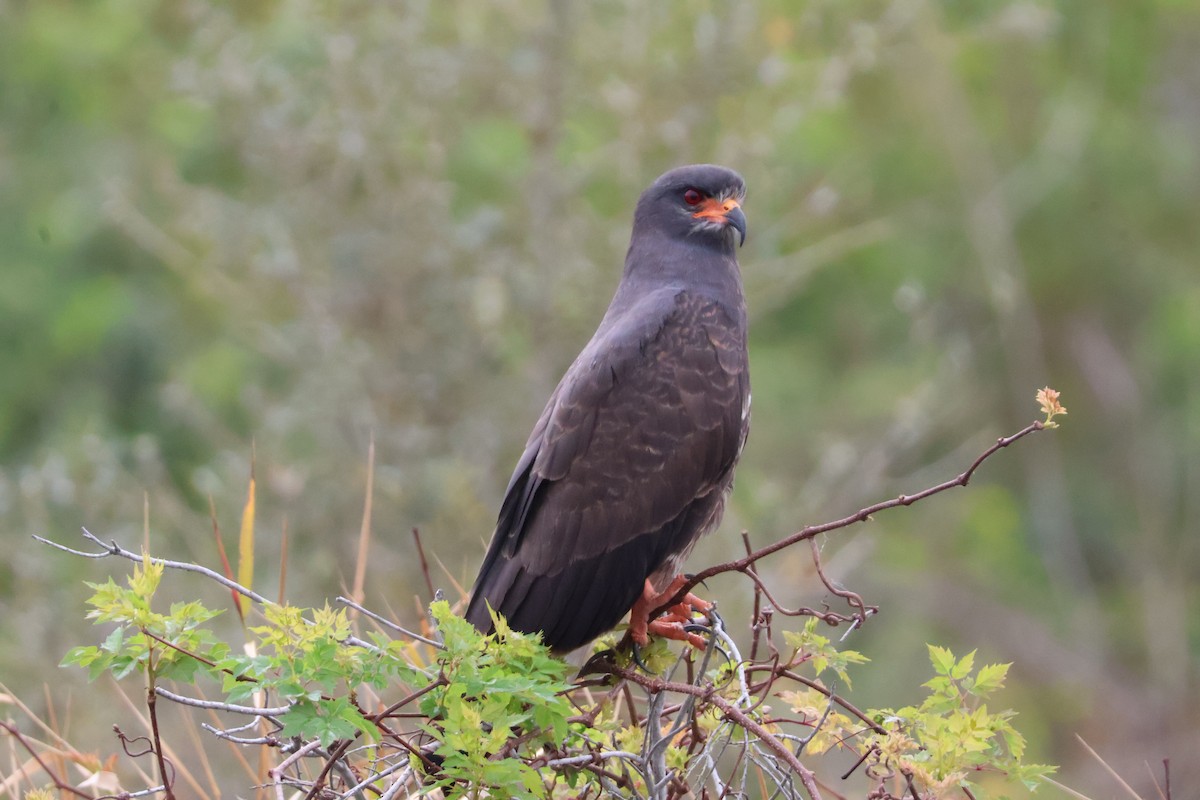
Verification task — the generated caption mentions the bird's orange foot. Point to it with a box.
[629,576,714,649]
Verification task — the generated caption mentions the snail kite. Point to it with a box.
[465,164,750,652]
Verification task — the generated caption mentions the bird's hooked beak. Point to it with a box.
[692,197,747,246]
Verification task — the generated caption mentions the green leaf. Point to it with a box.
[973,662,1010,695]
[101,626,127,654]
[951,649,976,680]
[226,679,259,704]
[869,642,1056,795]
[431,600,481,653]
[1001,723,1028,761]
[927,644,956,676]
[62,646,113,681]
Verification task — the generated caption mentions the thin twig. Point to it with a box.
[1076,734,1144,800]
[743,532,765,663]
[141,630,256,682]
[200,724,278,746]
[336,596,444,649]
[412,527,437,602]
[543,751,643,769]
[155,687,289,717]
[269,738,323,784]
[808,538,871,625]
[0,721,95,799]
[301,738,355,800]
[340,759,411,798]
[372,675,449,723]
[766,669,886,735]
[35,528,274,607]
[737,565,870,625]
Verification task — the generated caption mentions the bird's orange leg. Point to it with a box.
[628,576,713,649]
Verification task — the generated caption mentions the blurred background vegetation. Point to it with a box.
[1,0,1197,795]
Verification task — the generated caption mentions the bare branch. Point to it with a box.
[336,595,445,649]
[600,663,824,800]
[35,528,274,607]
[654,419,1047,617]
[0,721,95,800]
[155,686,289,717]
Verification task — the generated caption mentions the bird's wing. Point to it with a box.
[466,288,749,647]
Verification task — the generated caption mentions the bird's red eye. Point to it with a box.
[683,188,704,206]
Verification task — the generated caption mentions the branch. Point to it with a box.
[542,751,643,769]
[144,653,177,799]
[155,686,289,717]
[336,595,444,649]
[601,664,823,800]
[655,419,1047,617]
[35,528,274,607]
[0,721,94,799]
[269,739,324,787]
[200,723,279,745]
[766,668,886,736]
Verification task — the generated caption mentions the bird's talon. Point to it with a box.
[630,642,651,672]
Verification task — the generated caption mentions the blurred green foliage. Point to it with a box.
[2,0,1198,795]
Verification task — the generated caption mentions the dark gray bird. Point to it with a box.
[465,164,750,652]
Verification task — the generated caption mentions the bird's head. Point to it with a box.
[634,164,747,248]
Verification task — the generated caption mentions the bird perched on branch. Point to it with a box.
[465,164,751,653]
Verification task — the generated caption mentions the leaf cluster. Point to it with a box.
[865,646,1057,796]
[55,548,1060,800]
[63,556,418,748]
[784,616,871,688]
[63,556,225,685]
[416,602,578,797]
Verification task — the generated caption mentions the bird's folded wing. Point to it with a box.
[481,288,748,579]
